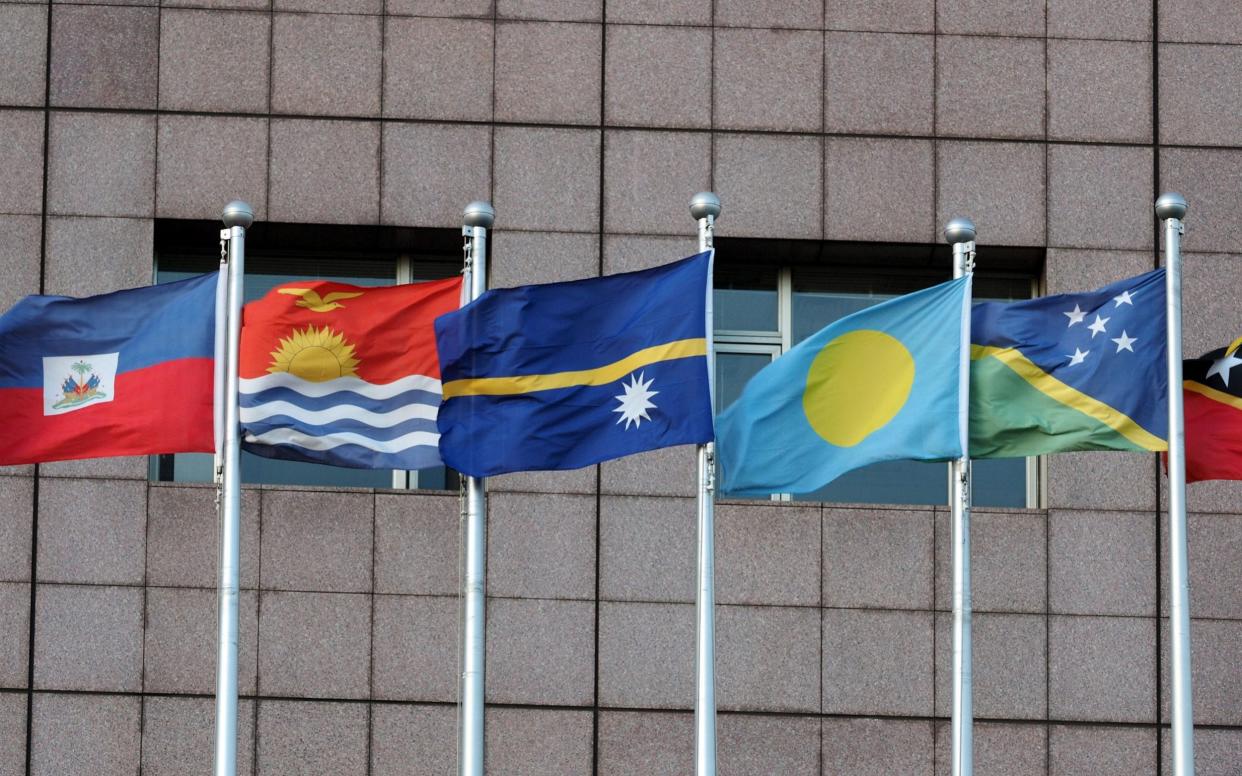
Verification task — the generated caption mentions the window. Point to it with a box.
[714,239,1042,508]
[150,220,461,490]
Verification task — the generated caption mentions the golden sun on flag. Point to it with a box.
[267,325,361,382]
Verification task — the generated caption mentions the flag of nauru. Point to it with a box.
[0,273,223,466]
[238,276,462,470]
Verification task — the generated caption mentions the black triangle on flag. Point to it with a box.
[1183,336,1242,482]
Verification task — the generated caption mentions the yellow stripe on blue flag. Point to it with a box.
[443,338,707,398]
[434,252,715,477]
[971,344,1165,451]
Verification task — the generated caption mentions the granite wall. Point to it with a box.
[3,0,1242,773]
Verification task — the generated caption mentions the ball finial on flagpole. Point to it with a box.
[221,201,254,230]
[690,192,721,221]
[463,201,495,229]
[943,217,976,244]
[1156,192,1188,221]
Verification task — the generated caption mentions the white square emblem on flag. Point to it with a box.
[43,353,119,416]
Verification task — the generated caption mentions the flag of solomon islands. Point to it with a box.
[238,276,462,470]
[0,273,223,466]
[969,269,1168,457]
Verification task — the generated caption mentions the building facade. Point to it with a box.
[3,0,1242,773]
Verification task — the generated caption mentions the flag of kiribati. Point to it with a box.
[238,276,462,470]
[969,268,1168,457]
[0,273,223,466]
[434,252,716,478]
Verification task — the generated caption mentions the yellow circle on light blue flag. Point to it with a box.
[802,329,915,447]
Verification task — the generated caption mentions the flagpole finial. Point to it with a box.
[1156,192,1188,221]
[944,217,976,244]
[221,200,254,230]
[690,192,721,221]
[463,201,495,229]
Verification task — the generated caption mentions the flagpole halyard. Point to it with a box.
[690,191,720,776]
[1158,192,1196,776]
[945,217,976,776]
[214,200,252,776]
[458,200,493,776]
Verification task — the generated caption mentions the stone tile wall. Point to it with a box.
[3,1,1242,773]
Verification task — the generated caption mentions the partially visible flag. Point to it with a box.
[716,276,972,496]
[969,269,1167,458]
[239,276,462,470]
[1183,338,1242,482]
[0,273,223,465]
[434,252,715,477]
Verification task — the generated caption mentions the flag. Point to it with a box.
[716,276,972,496]
[969,269,1167,458]
[0,273,223,465]
[1183,338,1242,482]
[239,276,462,470]
[434,252,715,477]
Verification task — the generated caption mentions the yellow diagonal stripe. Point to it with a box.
[443,338,707,398]
[1185,379,1242,412]
[971,344,1166,451]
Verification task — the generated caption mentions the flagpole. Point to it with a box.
[945,217,977,776]
[458,200,494,776]
[214,200,252,776]
[1158,192,1195,776]
[690,191,720,776]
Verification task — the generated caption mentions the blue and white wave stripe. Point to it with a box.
[239,372,444,470]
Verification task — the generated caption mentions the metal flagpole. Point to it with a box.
[945,217,977,776]
[1158,192,1196,776]
[214,200,253,776]
[458,200,494,776]
[690,192,720,776]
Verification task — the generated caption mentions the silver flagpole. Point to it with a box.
[690,192,720,776]
[945,217,976,776]
[1158,192,1195,776]
[214,200,252,776]
[458,200,494,776]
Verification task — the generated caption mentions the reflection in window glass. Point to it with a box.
[714,265,778,332]
[714,350,776,500]
[715,352,775,415]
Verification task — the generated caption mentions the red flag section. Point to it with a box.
[1183,338,1242,483]
[240,277,461,384]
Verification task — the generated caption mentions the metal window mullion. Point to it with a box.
[778,266,793,353]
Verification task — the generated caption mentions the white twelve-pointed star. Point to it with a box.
[613,371,658,430]
[1111,330,1138,353]
[1087,314,1110,338]
[1207,350,1242,388]
[1067,348,1089,366]
[1113,290,1135,307]
[1064,304,1087,326]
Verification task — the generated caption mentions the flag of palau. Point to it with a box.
[716,276,972,496]
[0,272,223,466]
[434,252,716,478]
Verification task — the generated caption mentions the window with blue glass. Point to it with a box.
[151,220,461,490]
[713,240,1042,508]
